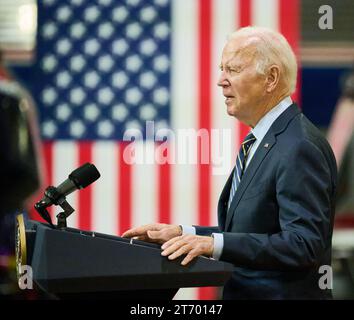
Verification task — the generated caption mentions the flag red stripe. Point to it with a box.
[279,0,301,105]
[279,0,299,56]
[119,142,132,235]
[44,141,54,220]
[77,142,92,231]
[43,142,53,190]
[198,0,211,226]
[239,122,251,144]
[198,0,215,300]
[237,0,252,144]
[239,0,251,27]
[158,154,171,224]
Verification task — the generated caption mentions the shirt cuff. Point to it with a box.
[211,233,224,260]
[180,225,196,235]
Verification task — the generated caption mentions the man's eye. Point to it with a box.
[231,67,241,73]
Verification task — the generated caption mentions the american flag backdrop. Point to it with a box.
[14,0,299,300]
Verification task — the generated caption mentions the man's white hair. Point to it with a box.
[229,26,298,95]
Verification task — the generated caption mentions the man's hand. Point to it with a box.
[121,223,182,244]
[161,234,214,266]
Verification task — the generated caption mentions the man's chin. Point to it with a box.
[226,104,236,117]
[226,106,245,122]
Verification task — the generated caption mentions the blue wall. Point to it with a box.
[301,67,352,128]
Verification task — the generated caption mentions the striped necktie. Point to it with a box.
[228,132,257,209]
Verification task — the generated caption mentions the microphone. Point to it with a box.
[35,163,100,226]
[54,163,101,201]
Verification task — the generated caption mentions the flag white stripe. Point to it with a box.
[252,0,279,30]
[211,0,237,228]
[131,141,158,228]
[92,142,118,235]
[52,141,78,228]
[171,0,198,227]
[171,0,198,301]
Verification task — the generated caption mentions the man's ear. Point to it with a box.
[265,65,280,93]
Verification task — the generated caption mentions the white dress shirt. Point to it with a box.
[181,96,293,260]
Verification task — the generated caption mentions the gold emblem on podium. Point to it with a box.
[15,214,27,280]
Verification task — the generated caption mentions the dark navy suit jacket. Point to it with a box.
[195,104,337,299]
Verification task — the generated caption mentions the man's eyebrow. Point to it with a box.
[220,61,242,69]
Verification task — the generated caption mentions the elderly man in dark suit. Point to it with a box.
[123,26,337,299]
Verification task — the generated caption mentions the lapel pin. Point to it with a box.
[264,143,269,148]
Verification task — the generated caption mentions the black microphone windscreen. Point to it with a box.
[69,163,100,189]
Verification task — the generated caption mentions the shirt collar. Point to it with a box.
[251,96,293,141]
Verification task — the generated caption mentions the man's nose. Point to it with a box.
[217,72,228,87]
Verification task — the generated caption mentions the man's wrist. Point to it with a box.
[211,233,223,260]
[177,225,183,236]
[209,234,215,257]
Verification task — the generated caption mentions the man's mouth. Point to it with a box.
[224,95,234,103]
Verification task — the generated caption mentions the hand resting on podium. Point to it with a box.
[122,223,214,265]
[122,223,182,244]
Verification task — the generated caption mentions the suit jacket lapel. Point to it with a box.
[224,134,276,230]
[223,104,301,231]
